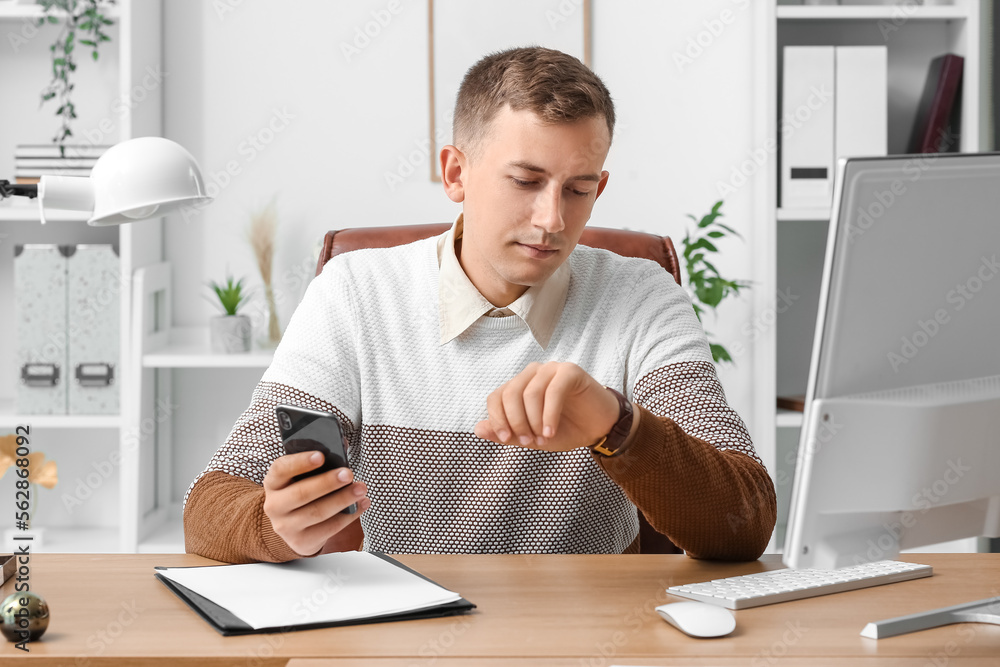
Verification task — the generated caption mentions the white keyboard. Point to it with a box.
[667,560,933,610]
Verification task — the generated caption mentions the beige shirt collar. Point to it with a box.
[437,213,569,349]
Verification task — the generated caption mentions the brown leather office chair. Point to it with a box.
[316,223,683,555]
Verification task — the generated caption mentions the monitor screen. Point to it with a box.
[783,153,1000,570]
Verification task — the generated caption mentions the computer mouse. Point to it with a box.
[655,601,736,638]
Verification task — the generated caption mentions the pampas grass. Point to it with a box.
[248,197,282,345]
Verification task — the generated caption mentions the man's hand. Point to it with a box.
[474,361,619,452]
[263,451,369,557]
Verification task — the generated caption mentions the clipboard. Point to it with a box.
[154,552,476,636]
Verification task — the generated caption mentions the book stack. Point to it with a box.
[13,143,112,184]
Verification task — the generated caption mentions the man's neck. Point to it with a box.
[455,237,527,308]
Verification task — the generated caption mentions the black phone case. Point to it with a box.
[275,404,357,514]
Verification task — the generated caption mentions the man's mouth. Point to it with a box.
[516,243,558,258]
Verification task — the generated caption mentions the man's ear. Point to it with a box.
[595,170,610,200]
[440,145,466,203]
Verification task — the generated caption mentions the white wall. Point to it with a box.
[162,0,763,498]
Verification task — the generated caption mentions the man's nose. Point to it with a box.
[533,185,566,233]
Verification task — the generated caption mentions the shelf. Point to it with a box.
[777,4,969,21]
[0,205,91,223]
[777,207,830,221]
[0,399,121,429]
[776,409,804,428]
[0,3,122,20]
[143,327,276,368]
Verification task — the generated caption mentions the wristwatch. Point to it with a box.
[590,387,633,457]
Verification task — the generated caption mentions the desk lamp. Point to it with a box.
[0,136,212,224]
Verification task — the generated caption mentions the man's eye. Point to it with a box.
[567,186,591,197]
[511,178,536,188]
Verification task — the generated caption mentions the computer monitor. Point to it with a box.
[783,152,1000,572]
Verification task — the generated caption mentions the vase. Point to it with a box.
[209,315,252,353]
[264,284,282,345]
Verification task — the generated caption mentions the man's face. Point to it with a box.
[446,107,611,307]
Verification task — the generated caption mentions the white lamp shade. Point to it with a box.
[38,137,213,226]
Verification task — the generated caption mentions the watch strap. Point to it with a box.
[591,387,633,457]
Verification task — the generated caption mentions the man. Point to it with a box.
[184,46,776,563]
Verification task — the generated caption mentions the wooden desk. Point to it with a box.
[1,553,997,666]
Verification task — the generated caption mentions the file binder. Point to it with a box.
[154,552,476,636]
[67,244,120,415]
[15,244,70,414]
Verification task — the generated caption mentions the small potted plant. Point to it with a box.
[206,274,252,353]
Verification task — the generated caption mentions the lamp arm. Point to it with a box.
[0,180,39,200]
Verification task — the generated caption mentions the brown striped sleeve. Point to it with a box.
[594,361,776,561]
[183,471,364,564]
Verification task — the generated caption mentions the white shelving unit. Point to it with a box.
[776,4,972,21]
[759,0,984,550]
[125,262,275,552]
[144,328,275,368]
[0,0,163,553]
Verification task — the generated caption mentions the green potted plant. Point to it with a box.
[36,0,117,154]
[206,274,252,354]
[681,200,751,364]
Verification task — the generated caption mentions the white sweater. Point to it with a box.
[187,233,763,555]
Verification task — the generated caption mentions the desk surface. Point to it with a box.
[1,553,997,666]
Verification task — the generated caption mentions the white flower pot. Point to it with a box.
[210,315,252,353]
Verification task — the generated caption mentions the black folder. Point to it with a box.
[154,552,476,636]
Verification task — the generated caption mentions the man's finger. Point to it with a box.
[264,451,326,490]
[500,381,533,444]
[474,420,500,443]
[484,390,512,442]
[296,496,370,554]
[542,368,577,438]
[523,364,559,443]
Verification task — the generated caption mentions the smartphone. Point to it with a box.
[274,404,357,514]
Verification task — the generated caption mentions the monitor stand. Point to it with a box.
[861,596,1000,639]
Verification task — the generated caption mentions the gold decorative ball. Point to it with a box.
[1,592,50,642]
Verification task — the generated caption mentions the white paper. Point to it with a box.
[157,551,462,630]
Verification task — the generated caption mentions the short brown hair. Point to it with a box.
[453,46,615,159]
